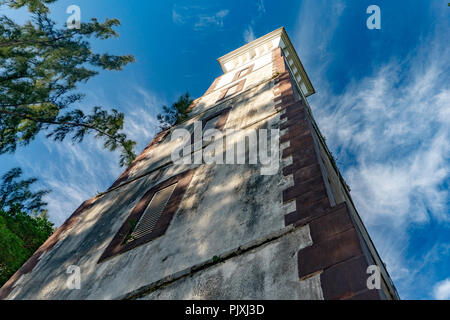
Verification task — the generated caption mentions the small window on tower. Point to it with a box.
[216,79,246,102]
[203,114,221,133]
[98,169,196,263]
[238,68,250,78]
[225,84,239,97]
[232,64,254,82]
[202,107,231,132]
[126,183,177,243]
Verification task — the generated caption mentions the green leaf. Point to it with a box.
[0,1,137,167]
[157,92,193,131]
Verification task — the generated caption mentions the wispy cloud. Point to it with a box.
[172,5,229,31]
[242,0,266,43]
[172,8,185,25]
[15,136,118,226]
[434,278,450,300]
[119,86,165,152]
[194,9,229,29]
[12,86,165,226]
[313,43,450,226]
[293,0,449,299]
[293,0,346,76]
[243,26,256,43]
[256,0,266,14]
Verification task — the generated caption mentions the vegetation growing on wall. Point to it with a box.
[157,92,193,131]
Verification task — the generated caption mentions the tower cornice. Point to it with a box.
[217,27,315,97]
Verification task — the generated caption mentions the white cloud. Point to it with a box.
[434,279,450,300]
[313,45,450,294]
[313,50,450,225]
[256,0,266,14]
[293,0,346,75]
[194,9,229,29]
[15,136,118,226]
[293,0,449,298]
[119,87,165,152]
[172,5,229,30]
[12,86,164,226]
[293,1,450,229]
[242,1,266,44]
[172,9,185,25]
[243,26,256,43]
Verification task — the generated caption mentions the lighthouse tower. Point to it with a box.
[0,27,399,300]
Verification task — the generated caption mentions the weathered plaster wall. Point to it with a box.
[139,226,322,300]
[4,52,323,300]
[112,53,277,186]
[214,51,273,90]
[2,40,398,300]
[191,52,275,117]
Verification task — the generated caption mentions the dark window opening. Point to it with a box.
[98,168,196,263]
[126,183,177,243]
[190,107,231,146]
[232,64,254,82]
[216,79,246,103]
[203,115,221,133]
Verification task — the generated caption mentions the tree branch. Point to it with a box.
[0,33,75,48]
[0,109,123,146]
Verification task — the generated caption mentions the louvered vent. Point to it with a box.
[130,183,177,240]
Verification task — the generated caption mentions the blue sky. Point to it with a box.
[1,0,449,300]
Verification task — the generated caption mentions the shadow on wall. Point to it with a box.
[6,83,288,300]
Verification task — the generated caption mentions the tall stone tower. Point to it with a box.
[1,28,399,300]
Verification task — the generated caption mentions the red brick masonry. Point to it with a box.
[272,47,382,300]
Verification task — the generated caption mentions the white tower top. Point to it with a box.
[217,27,315,97]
